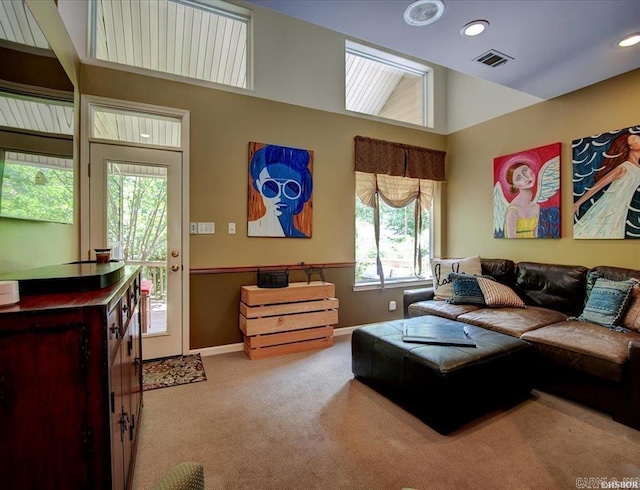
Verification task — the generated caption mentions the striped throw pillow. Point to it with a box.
[577,278,636,327]
[476,276,525,308]
[449,273,494,305]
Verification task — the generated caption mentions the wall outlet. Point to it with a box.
[389,300,397,311]
[197,222,215,234]
[228,222,236,234]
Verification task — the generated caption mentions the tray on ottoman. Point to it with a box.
[351,315,533,434]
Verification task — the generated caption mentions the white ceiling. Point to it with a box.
[245,0,640,100]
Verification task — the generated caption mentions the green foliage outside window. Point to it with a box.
[107,166,168,300]
[107,169,167,262]
[0,160,73,224]
[355,198,430,283]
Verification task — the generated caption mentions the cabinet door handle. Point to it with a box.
[120,411,130,433]
[129,414,136,441]
[134,356,142,374]
[109,323,121,339]
[128,335,133,356]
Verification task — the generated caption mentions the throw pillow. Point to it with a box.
[449,273,492,305]
[431,256,482,300]
[476,276,526,308]
[621,282,640,332]
[577,278,636,327]
[584,270,603,303]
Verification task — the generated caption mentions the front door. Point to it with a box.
[89,143,183,359]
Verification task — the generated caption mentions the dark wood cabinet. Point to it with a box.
[0,267,143,490]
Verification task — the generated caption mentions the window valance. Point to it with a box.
[354,135,446,181]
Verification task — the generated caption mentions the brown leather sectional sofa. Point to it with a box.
[403,259,640,430]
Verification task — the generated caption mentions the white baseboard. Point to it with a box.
[189,343,244,357]
[190,326,357,358]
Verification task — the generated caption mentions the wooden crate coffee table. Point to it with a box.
[239,281,339,360]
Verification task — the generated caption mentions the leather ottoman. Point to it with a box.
[352,315,534,434]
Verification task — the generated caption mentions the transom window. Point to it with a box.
[346,40,431,127]
[90,105,182,148]
[0,90,73,135]
[91,0,250,89]
[0,0,49,49]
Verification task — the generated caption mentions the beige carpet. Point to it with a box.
[132,334,640,489]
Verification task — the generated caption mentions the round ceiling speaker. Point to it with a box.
[404,0,445,27]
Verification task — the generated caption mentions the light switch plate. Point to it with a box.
[228,222,236,234]
[190,222,198,234]
[197,222,215,234]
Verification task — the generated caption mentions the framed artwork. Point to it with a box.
[493,143,561,239]
[247,142,313,238]
[573,125,640,239]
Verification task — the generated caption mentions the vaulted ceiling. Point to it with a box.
[247,0,640,100]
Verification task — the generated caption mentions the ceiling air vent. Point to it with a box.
[474,49,513,68]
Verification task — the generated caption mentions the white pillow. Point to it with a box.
[431,256,482,300]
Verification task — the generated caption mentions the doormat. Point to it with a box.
[142,354,207,391]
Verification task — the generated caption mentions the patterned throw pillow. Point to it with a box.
[449,273,492,305]
[621,283,640,332]
[577,278,636,327]
[584,270,603,303]
[430,256,482,300]
[476,276,526,308]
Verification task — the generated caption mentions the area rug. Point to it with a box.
[142,354,207,391]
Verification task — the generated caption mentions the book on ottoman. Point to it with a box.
[402,322,476,347]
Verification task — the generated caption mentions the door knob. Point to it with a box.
[170,264,180,272]
[171,250,180,257]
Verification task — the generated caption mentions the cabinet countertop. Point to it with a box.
[0,266,140,316]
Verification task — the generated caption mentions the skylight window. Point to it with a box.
[0,91,73,135]
[0,0,50,50]
[91,0,249,89]
[346,41,430,127]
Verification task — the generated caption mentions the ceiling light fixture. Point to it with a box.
[404,0,445,27]
[618,33,640,47]
[140,133,151,138]
[461,20,489,37]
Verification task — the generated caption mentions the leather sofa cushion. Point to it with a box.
[481,258,516,288]
[408,300,481,320]
[457,306,567,337]
[515,262,588,316]
[589,265,640,283]
[521,320,640,382]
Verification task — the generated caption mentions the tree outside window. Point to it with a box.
[355,197,430,283]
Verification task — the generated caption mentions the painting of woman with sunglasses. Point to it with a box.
[248,142,313,237]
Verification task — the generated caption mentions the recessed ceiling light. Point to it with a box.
[619,33,640,47]
[461,20,489,37]
[140,133,151,138]
[404,0,445,27]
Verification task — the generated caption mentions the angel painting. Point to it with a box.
[573,125,640,239]
[493,143,561,239]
